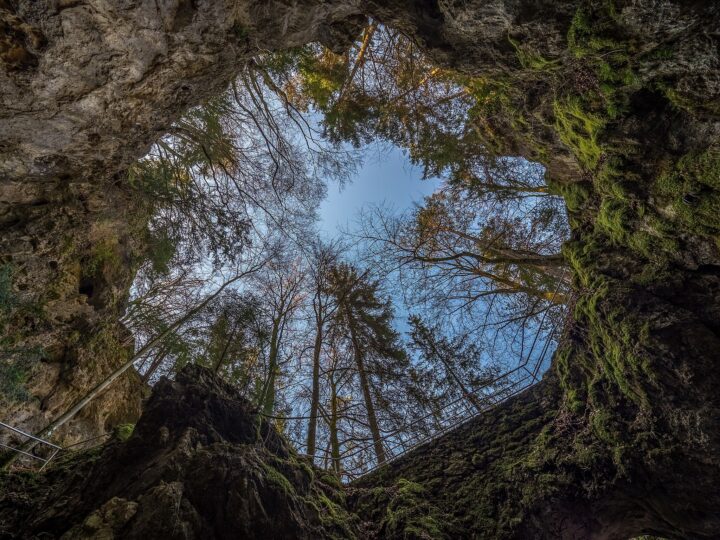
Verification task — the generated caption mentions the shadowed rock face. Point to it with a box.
[0,365,357,539]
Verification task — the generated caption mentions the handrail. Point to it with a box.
[0,421,61,471]
[344,305,566,480]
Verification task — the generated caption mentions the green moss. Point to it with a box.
[317,468,342,489]
[232,23,248,40]
[655,147,720,235]
[562,1,640,145]
[595,198,631,244]
[562,239,605,289]
[261,462,296,496]
[113,423,135,442]
[384,479,447,539]
[85,239,120,277]
[85,325,131,368]
[553,97,605,169]
[0,351,42,405]
[567,5,620,56]
[508,36,559,71]
[558,181,592,213]
[658,83,720,116]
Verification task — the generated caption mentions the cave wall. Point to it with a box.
[351,2,720,538]
[0,173,148,446]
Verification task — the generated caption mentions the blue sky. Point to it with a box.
[316,144,442,336]
[317,145,441,236]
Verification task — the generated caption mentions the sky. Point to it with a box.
[314,146,560,377]
[316,144,443,337]
[317,145,442,236]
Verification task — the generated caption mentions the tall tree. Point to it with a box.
[253,256,306,415]
[327,263,406,465]
[305,240,343,458]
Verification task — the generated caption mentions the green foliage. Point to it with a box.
[144,228,176,275]
[298,48,348,110]
[328,263,406,363]
[128,157,181,198]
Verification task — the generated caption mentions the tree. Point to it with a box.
[408,316,504,415]
[322,331,353,475]
[305,240,344,458]
[327,263,406,465]
[258,24,529,196]
[360,184,569,308]
[253,254,306,415]
[355,179,568,379]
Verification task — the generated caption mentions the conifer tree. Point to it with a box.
[327,263,406,465]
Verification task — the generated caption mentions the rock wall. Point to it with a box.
[0,365,357,539]
[348,2,720,537]
[0,174,148,446]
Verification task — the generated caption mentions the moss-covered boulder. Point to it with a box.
[0,365,357,539]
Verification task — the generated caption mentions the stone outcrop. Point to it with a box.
[0,365,357,539]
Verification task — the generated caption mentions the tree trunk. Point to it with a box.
[329,377,342,475]
[427,337,483,414]
[141,347,170,383]
[213,321,239,375]
[261,316,282,415]
[306,320,323,457]
[348,322,386,465]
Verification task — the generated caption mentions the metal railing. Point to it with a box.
[0,421,61,471]
[292,308,566,480]
[282,341,553,482]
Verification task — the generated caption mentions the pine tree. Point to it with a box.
[327,263,406,465]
